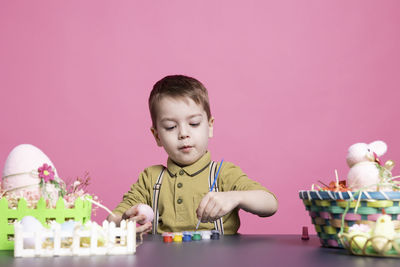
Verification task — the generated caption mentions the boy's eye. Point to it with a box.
[190,123,200,127]
[165,126,176,131]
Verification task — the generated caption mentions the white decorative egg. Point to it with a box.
[20,216,45,248]
[137,204,154,223]
[2,144,61,202]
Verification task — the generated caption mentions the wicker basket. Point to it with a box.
[0,197,92,250]
[299,190,400,248]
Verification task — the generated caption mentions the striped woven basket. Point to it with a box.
[299,190,400,248]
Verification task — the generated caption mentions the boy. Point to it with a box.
[108,75,278,234]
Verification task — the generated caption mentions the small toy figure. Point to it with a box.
[371,212,396,252]
[346,140,394,191]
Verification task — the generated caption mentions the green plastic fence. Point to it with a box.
[0,197,92,250]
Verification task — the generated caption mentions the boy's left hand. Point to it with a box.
[196,191,240,223]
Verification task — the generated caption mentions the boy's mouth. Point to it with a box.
[179,145,193,152]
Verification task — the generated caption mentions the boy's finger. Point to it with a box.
[196,194,211,219]
[137,222,152,233]
[128,214,147,223]
[201,200,217,223]
[144,222,153,232]
[198,197,214,223]
[122,205,139,219]
[136,214,148,224]
[208,206,222,222]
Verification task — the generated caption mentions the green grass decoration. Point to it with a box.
[0,197,92,250]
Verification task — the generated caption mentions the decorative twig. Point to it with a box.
[84,196,116,217]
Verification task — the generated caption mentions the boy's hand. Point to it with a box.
[196,192,240,223]
[122,204,152,233]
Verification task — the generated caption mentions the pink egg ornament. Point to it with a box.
[137,204,154,223]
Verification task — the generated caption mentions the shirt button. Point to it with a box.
[179,170,185,176]
[177,183,183,188]
[177,198,183,204]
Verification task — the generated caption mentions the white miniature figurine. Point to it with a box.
[346,140,392,191]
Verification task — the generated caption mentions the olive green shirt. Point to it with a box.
[113,151,275,234]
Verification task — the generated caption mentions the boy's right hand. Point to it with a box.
[122,204,152,233]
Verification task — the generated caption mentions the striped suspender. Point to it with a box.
[209,161,224,235]
[151,161,224,235]
[152,167,165,235]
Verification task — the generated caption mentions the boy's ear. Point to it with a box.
[208,117,215,138]
[150,127,163,147]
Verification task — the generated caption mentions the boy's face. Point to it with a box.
[151,96,214,166]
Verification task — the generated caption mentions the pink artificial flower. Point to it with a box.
[38,163,55,182]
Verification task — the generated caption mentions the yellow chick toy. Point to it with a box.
[372,211,396,253]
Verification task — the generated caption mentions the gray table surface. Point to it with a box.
[0,235,399,267]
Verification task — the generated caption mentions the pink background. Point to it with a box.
[1,1,400,234]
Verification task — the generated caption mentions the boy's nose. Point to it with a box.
[178,126,189,139]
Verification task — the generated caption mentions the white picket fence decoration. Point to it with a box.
[14,220,136,257]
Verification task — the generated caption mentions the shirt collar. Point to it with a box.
[166,151,211,177]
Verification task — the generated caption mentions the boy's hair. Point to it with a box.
[149,75,211,128]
